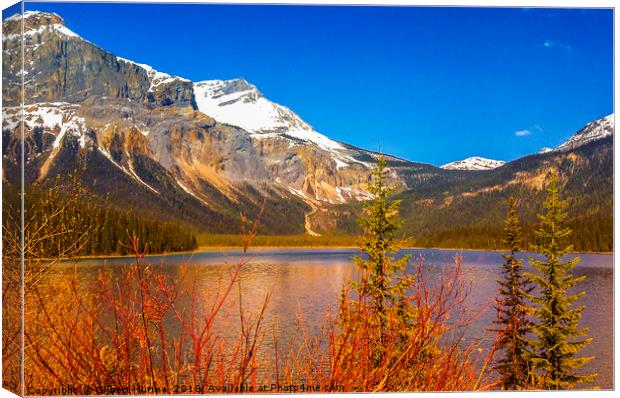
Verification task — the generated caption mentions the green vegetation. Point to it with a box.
[411,215,612,253]
[321,139,613,253]
[493,198,533,389]
[3,179,198,257]
[195,216,611,253]
[526,177,595,389]
[80,206,197,255]
[492,177,596,390]
[350,155,414,364]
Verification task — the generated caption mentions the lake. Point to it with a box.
[59,248,613,390]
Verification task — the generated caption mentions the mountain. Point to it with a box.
[555,114,614,152]
[1,11,413,235]
[1,11,613,250]
[441,114,613,170]
[193,79,348,157]
[441,157,506,171]
[312,130,613,250]
[191,78,392,202]
[311,114,613,250]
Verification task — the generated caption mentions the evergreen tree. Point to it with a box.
[493,197,533,389]
[351,155,414,363]
[526,176,595,389]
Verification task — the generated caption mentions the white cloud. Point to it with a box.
[542,39,572,51]
[515,129,531,137]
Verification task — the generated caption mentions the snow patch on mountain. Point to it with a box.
[193,79,343,148]
[98,147,159,194]
[441,156,505,171]
[194,79,370,169]
[193,79,371,170]
[538,147,553,154]
[2,22,81,42]
[4,10,61,23]
[336,186,373,202]
[555,114,614,152]
[3,11,86,43]
[3,103,87,150]
[116,56,190,91]
[176,180,209,207]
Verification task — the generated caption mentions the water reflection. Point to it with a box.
[54,248,612,389]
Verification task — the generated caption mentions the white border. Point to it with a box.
[0,1,616,398]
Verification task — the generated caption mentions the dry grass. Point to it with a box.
[22,209,270,395]
[24,238,267,394]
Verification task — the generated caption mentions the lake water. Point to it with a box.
[62,248,613,390]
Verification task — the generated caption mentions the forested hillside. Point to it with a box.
[2,181,198,257]
[308,137,613,253]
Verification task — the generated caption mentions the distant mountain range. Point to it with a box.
[442,114,614,170]
[1,11,613,250]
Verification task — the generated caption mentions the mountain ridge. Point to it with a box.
[1,11,613,245]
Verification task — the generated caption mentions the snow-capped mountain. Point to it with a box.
[192,79,372,171]
[2,11,83,42]
[535,114,613,155]
[193,79,341,150]
[441,156,506,171]
[443,114,613,170]
[2,9,409,234]
[555,114,614,152]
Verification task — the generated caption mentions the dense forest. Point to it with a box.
[78,207,198,256]
[2,181,198,257]
[195,214,611,252]
[411,213,612,253]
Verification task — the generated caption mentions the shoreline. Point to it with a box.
[65,245,613,261]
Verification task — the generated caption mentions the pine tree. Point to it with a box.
[351,155,414,363]
[527,176,595,389]
[493,197,533,389]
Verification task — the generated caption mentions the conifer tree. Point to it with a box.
[493,197,533,390]
[351,155,413,363]
[527,176,595,389]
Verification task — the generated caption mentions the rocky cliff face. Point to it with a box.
[2,11,193,107]
[1,11,410,234]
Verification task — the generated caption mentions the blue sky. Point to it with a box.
[8,2,615,166]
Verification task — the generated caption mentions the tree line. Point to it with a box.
[78,206,198,256]
[3,179,198,258]
[411,214,612,253]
